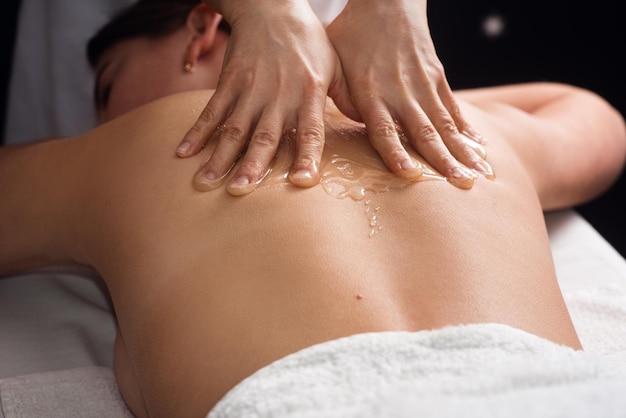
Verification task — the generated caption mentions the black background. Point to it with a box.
[428,0,625,257]
[1,0,624,256]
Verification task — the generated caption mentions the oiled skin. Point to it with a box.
[1,84,624,417]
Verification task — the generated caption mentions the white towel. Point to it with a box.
[208,323,626,418]
[565,284,626,363]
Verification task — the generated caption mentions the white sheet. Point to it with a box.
[0,271,116,380]
[0,367,133,418]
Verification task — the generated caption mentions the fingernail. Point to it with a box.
[290,168,315,186]
[232,175,250,186]
[193,170,223,192]
[289,159,319,187]
[474,160,494,178]
[293,169,313,180]
[396,158,424,181]
[448,166,476,189]
[400,159,417,171]
[451,166,474,179]
[227,176,256,196]
[463,128,486,144]
[177,141,191,156]
[204,171,218,181]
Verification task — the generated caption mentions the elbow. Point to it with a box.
[580,91,626,203]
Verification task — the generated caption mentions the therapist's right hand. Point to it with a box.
[326,0,492,189]
[177,0,345,195]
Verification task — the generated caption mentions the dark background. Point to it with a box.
[1,0,20,142]
[427,0,625,257]
[1,0,624,256]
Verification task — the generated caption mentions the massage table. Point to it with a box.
[2,1,625,416]
[1,210,626,417]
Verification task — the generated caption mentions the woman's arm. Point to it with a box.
[458,82,626,210]
[0,140,81,277]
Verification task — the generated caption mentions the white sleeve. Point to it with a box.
[308,0,348,25]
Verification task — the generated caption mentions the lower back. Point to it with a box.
[75,91,581,416]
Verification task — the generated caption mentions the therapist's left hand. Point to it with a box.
[177,0,344,195]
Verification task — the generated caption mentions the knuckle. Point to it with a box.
[426,61,446,83]
[437,119,460,138]
[415,124,439,144]
[198,105,220,125]
[373,121,398,139]
[303,73,326,92]
[220,124,246,145]
[298,126,324,147]
[251,130,279,150]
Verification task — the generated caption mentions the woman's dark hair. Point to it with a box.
[87,0,230,68]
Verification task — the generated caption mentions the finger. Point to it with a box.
[418,95,493,180]
[356,97,423,180]
[398,104,476,189]
[226,109,284,196]
[438,86,486,145]
[177,88,233,158]
[289,95,326,188]
[195,108,255,191]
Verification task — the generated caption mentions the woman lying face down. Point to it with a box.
[0,2,624,418]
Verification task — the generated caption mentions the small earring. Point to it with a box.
[184,62,195,73]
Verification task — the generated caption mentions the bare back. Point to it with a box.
[28,87,623,417]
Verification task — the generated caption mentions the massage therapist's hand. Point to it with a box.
[177,0,343,195]
[326,0,492,188]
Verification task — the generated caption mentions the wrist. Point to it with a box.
[203,0,314,24]
[343,0,426,15]
[202,0,310,22]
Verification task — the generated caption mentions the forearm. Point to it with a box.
[542,86,626,209]
[459,83,626,210]
[0,141,78,277]
[509,83,625,209]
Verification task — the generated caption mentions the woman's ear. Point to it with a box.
[185,4,224,70]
